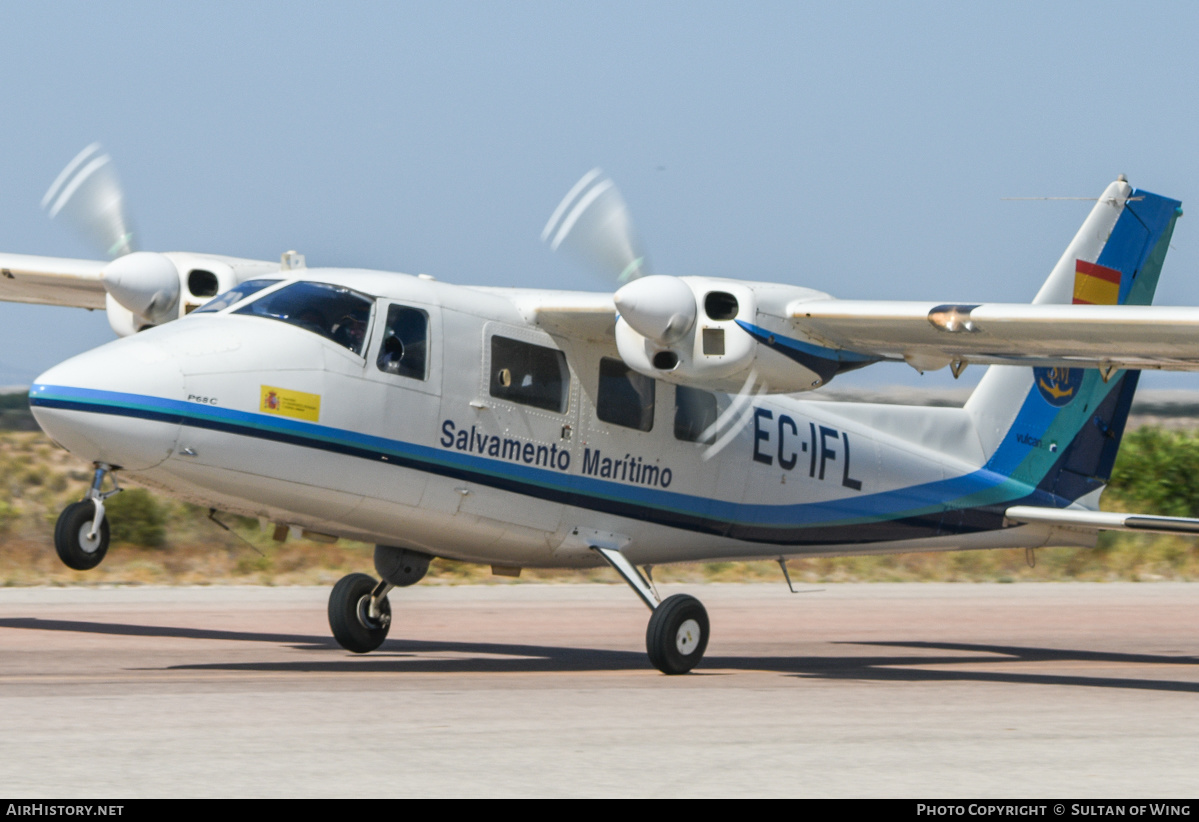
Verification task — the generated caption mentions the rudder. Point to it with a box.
[965,178,1182,506]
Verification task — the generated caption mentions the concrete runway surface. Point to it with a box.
[0,582,1196,798]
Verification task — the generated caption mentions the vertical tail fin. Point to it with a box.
[965,178,1182,506]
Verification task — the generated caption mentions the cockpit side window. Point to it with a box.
[376,304,429,380]
[234,281,374,355]
[192,279,279,314]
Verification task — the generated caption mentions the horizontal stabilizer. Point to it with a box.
[1005,505,1199,535]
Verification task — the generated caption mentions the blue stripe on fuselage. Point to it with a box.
[30,384,1066,546]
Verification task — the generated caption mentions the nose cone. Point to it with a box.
[614,275,697,344]
[101,252,181,325]
[31,334,183,471]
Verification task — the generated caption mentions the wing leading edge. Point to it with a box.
[0,252,106,310]
[506,290,617,344]
[788,300,1199,373]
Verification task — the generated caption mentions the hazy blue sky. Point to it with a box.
[4,2,1199,392]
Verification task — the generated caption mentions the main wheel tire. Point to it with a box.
[328,572,391,653]
[54,500,109,571]
[646,593,709,675]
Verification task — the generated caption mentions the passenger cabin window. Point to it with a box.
[674,385,717,443]
[193,279,279,314]
[489,336,569,413]
[234,281,374,355]
[596,357,654,431]
[376,305,429,380]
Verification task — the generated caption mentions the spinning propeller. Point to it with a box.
[542,168,768,458]
[43,144,180,326]
[42,143,136,259]
[540,168,693,344]
[541,167,650,285]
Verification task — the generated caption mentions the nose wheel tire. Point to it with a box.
[646,593,709,675]
[328,573,391,653]
[54,501,110,571]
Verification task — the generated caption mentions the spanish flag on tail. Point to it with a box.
[1072,259,1123,305]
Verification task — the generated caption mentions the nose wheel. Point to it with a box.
[328,573,392,653]
[53,463,120,571]
[54,500,110,570]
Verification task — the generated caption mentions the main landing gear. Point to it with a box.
[328,545,432,653]
[593,545,710,675]
[54,463,121,571]
[328,573,392,653]
[325,542,710,675]
[645,592,710,675]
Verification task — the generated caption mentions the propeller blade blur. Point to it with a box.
[42,143,136,259]
[542,168,649,284]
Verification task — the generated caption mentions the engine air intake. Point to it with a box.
[704,291,738,320]
[652,350,679,370]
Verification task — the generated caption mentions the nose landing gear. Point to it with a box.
[53,464,121,571]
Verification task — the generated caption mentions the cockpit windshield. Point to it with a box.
[233,281,374,355]
[193,279,280,314]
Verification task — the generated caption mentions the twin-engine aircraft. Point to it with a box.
[4,145,1199,673]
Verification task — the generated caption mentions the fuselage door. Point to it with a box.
[443,321,578,536]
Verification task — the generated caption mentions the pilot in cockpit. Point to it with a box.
[333,314,367,352]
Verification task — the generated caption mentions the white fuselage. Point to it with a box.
[30,269,1072,568]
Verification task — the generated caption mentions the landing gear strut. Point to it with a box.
[54,463,120,571]
[593,545,710,675]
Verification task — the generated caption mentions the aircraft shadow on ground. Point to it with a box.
[2,616,1197,691]
[0,617,337,649]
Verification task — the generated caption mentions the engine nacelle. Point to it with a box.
[614,276,835,393]
[102,252,180,326]
[616,278,756,392]
[101,251,280,336]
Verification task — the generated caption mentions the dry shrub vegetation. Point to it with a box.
[1,427,1197,586]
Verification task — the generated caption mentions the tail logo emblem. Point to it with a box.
[1034,366,1083,407]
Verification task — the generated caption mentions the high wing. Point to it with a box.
[0,145,282,332]
[0,252,107,309]
[533,173,1199,393]
[0,249,285,336]
[507,290,617,344]
[787,300,1199,374]
[520,288,1199,392]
